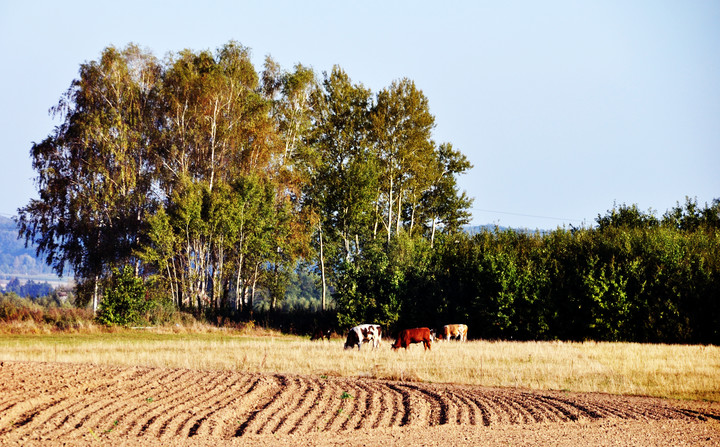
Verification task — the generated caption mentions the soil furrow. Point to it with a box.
[232,375,283,437]
[385,382,406,427]
[138,370,244,438]
[135,369,211,437]
[454,392,481,425]
[295,380,343,434]
[536,394,587,421]
[538,394,605,420]
[160,370,239,438]
[86,368,195,438]
[321,384,350,432]
[401,383,451,426]
[194,374,261,438]
[65,368,183,438]
[0,397,66,436]
[461,391,506,425]
[676,408,720,422]
[270,376,321,435]
[388,383,434,427]
[2,360,718,445]
[484,392,519,423]
[235,374,292,435]
[344,384,369,430]
[510,392,553,423]
[442,389,469,425]
[351,382,382,430]
[520,392,576,422]
[262,376,306,434]
[46,371,163,437]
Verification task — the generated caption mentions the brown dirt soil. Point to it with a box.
[0,360,718,446]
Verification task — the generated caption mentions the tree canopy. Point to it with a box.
[18,42,473,316]
[20,42,717,344]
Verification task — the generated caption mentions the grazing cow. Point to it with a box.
[442,324,468,342]
[310,327,331,341]
[392,327,433,351]
[344,324,382,350]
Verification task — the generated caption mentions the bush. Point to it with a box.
[0,292,95,332]
[96,266,150,326]
[43,307,94,330]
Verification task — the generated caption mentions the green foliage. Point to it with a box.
[332,200,720,344]
[334,234,435,333]
[96,266,149,326]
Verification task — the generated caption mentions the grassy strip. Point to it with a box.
[0,330,717,402]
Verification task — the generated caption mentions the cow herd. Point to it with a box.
[335,323,468,351]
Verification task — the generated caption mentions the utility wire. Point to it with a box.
[469,208,585,223]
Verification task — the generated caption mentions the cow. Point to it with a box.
[344,324,382,350]
[441,324,468,342]
[392,327,433,351]
[310,327,332,341]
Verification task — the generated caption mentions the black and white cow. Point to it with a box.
[344,324,382,350]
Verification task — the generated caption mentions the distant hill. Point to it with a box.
[463,224,508,234]
[463,225,550,235]
[0,216,66,283]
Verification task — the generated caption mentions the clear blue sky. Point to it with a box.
[1,1,718,230]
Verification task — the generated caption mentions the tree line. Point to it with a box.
[3,278,54,299]
[16,42,718,344]
[16,42,472,317]
[336,199,720,344]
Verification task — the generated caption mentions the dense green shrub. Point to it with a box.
[333,200,720,344]
[96,266,150,326]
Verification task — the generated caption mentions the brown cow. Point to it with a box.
[392,327,432,351]
[442,324,468,342]
[310,327,331,341]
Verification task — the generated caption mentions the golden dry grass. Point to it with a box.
[0,330,717,402]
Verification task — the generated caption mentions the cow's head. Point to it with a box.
[344,329,359,349]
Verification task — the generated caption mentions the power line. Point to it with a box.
[470,208,585,223]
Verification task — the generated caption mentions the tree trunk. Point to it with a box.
[249,263,259,318]
[319,220,327,311]
[235,261,243,312]
[387,177,393,243]
[396,188,403,235]
[431,217,437,248]
[92,275,99,314]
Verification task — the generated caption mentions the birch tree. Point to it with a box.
[17,44,160,310]
[370,79,435,242]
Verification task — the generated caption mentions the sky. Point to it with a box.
[1,1,718,230]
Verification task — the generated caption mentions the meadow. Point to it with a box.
[0,329,717,402]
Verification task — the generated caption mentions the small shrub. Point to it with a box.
[96,266,149,326]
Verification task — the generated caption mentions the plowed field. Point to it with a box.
[1,360,718,446]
